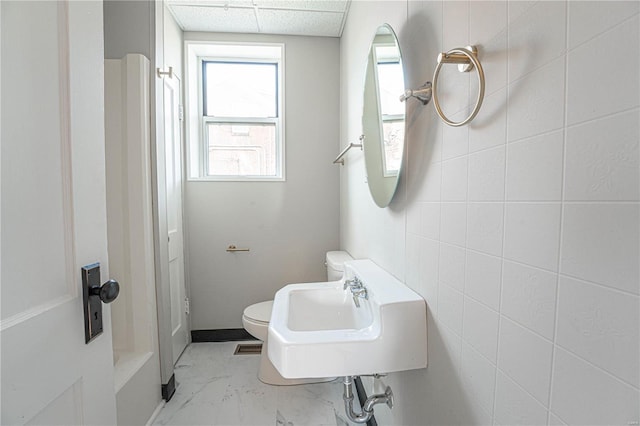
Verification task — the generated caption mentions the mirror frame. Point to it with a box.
[362,23,406,208]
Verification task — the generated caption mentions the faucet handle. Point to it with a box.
[343,277,362,290]
[343,278,355,290]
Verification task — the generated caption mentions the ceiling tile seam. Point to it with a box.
[337,1,351,38]
[171,4,345,13]
[253,5,262,33]
[167,5,188,31]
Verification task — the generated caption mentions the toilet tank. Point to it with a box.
[325,251,353,281]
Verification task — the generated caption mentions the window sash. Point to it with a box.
[202,60,279,119]
[202,117,282,179]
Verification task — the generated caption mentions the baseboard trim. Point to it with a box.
[161,374,176,402]
[191,328,257,342]
[354,376,378,426]
[145,400,166,426]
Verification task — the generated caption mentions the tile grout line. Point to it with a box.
[459,0,472,397]
[434,0,447,362]
[492,0,511,421]
[546,1,571,422]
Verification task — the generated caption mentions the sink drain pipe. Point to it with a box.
[342,376,394,424]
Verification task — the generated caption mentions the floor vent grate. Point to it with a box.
[234,343,262,355]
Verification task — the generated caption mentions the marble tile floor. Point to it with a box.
[152,342,360,426]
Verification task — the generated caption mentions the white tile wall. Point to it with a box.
[441,156,468,201]
[506,131,564,201]
[465,250,502,311]
[556,276,639,387]
[421,202,441,240]
[437,282,464,336]
[440,202,467,246]
[504,203,562,271]
[494,371,549,426]
[564,110,640,201]
[560,203,639,294]
[468,88,507,153]
[507,57,566,142]
[466,202,504,256]
[461,342,497,415]
[507,1,566,82]
[439,243,466,291]
[567,1,640,48]
[463,297,499,363]
[501,261,558,339]
[442,124,469,161]
[566,15,639,126]
[497,317,553,404]
[468,146,506,201]
[341,1,640,424]
[551,348,639,425]
[469,2,507,97]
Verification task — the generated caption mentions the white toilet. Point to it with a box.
[242,250,354,385]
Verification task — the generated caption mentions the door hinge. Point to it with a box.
[157,66,173,79]
[184,297,190,315]
[179,105,184,122]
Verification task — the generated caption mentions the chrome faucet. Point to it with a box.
[344,276,368,307]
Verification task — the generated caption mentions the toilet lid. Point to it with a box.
[243,300,273,323]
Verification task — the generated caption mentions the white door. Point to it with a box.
[1,1,117,424]
[163,73,189,364]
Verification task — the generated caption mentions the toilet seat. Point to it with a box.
[243,300,273,324]
[242,301,273,341]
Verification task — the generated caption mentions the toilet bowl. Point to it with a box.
[242,250,353,385]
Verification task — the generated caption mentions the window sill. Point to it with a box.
[187,176,286,183]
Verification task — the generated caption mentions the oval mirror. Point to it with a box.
[362,24,405,208]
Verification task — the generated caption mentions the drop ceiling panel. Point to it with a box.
[253,0,349,12]
[257,9,344,37]
[168,0,350,37]
[169,0,254,6]
[170,5,259,33]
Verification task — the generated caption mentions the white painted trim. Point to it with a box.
[113,351,154,394]
[145,400,166,426]
[184,40,285,181]
[57,1,78,300]
[0,295,75,332]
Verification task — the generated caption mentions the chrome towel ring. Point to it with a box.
[432,45,485,127]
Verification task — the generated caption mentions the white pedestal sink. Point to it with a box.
[268,259,428,379]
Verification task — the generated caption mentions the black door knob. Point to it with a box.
[90,279,120,304]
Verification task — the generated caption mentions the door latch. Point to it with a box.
[82,263,119,344]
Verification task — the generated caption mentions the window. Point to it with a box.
[186,42,284,180]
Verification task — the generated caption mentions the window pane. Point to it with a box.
[376,61,404,116]
[206,123,277,176]
[205,62,277,118]
[382,120,404,175]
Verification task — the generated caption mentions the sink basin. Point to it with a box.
[287,287,373,331]
[268,259,427,379]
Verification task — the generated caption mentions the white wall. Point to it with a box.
[164,4,183,81]
[341,1,639,425]
[104,0,153,60]
[184,32,341,329]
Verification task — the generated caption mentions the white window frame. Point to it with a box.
[185,41,285,181]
